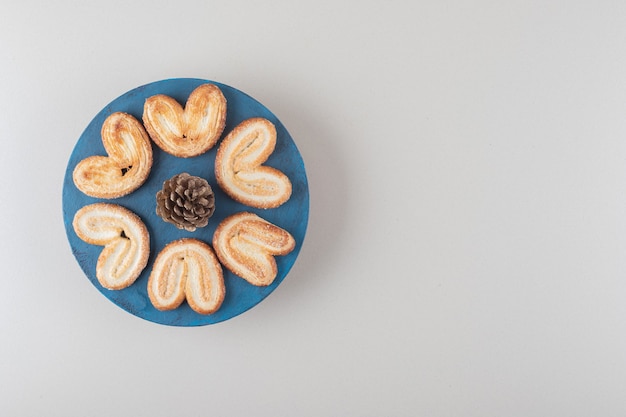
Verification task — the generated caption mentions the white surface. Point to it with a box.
[2,0,626,415]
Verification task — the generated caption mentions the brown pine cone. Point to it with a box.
[156,173,215,231]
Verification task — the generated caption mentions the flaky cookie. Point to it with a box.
[148,239,225,315]
[213,212,295,286]
[215,117,292,209]
[142,83,227,158]
[73,112,153,199]
[73,203,150,290]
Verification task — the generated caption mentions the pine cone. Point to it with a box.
[156,173,215,231]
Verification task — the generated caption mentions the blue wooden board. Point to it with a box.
[62,78,309,326]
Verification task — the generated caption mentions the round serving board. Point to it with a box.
[62,78,309,326]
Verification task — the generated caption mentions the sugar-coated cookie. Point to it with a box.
[73,203,150,290]
[73,112,153,199]
[215,117,292,209]
[213,212,295,286]
[148,239,225,315]
[143,83,227,158]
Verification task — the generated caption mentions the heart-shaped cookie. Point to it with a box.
[142,83,227,158]
[148,239,225,314]
[73,112,153,199]
[215,117,292,209]
[73,203,150,290]
[213,212,295,286]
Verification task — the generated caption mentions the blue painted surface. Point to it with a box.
[62,78,309,326]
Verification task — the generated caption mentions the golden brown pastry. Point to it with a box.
[215,117,292,209]
[213,212,295,286]
[72,203,150,290]
[73,112,153,199]
[148,239,225,315]
[142,83,227,158]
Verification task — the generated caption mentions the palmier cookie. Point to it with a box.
[148,239,225,315]
[73,203,150,290]
[142,83,227,158]
[215,117,292,209]
[213,212,295,286]
[73,112,153,199]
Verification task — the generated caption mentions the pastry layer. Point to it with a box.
[73,203,150,290]
[215,117,292,209]
[143,83,227,158]
[73,112,153,199]
[213,212,295,286]
[148,239,225,314]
